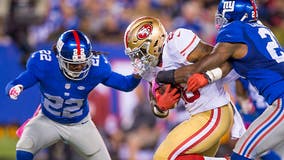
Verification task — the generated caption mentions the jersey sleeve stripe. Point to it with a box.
[180,35,197,56]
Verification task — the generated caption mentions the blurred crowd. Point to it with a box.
[0,0,284,65]
[1,0,284,160]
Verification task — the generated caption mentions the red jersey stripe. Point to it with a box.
[180,35,197,56]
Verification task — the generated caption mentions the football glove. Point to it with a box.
[155,84,180,111]
[187,73,209,92]
[9,84,23,100]
[133,65,159,82]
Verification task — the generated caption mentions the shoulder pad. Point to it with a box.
[27,50,56,72]
[91,54,110,67]
[167,28,200,57]
[217,21,245,43]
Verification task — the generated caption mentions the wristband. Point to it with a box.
[153,105,169,118]
[205,68,222,83]
[156,69,176,85]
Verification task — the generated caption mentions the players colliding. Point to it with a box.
[124,16,244,160]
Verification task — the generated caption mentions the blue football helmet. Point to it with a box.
[56,30,93,80]
[215,0,258,29]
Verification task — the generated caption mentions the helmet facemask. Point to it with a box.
[215,11,228,30]
[56,30,93,81]
[125,40,159,75]
[58,53,93,80]
[124,16,166,75]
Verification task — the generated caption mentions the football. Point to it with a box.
[157,84,181,94]
[155,84,181,110]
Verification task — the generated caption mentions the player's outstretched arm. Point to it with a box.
[103,72,141,92]
[186,62,232,92]
[156,42,236,85]
[5,69,38,100]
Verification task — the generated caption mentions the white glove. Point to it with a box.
[140,67,158,82]
[9,84,23,100]
[134,66,161,82]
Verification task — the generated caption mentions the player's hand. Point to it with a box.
[187,73,209,92]
[9,84,23,100]
[155,84,180,111]
[132,58,147,75]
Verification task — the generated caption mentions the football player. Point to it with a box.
[124,16,245,160]
[156,0,284,160]
[5,30,141,160]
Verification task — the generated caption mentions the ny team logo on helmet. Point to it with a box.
[56,30,93,80]
[215,0,258,29]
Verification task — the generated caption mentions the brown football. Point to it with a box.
[157,84,180,94]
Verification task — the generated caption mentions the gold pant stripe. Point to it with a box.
[153,104,234,160]
[169,107,222,159]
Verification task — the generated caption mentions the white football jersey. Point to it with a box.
[162,28,231,115]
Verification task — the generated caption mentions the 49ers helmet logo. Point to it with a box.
[137,24,153,40]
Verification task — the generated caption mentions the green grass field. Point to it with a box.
[0,135,17,160]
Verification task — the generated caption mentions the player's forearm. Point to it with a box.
[219,62,232,78]
[156,62,232,85]
[104,72,141,92]
[157,51,232,85]
[5,70,38,94]
[156,65,195,84]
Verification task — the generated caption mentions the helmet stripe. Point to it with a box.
[124,30,130,48]
[250,0,257,20]
[72,30,81,58]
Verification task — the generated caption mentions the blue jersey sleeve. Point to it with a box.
[103,72,141,91]
[5,51,46,94]
[5,70,38,95]
[217,21,246,44]
[27,51,50,79]
[97,55,140,91]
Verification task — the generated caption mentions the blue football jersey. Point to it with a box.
[6,50,140,123]
[217,21,284,105]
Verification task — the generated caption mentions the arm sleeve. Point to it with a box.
[102,72,141,92]
[5,70,38,95]
[5,52,42,95]
[162,28,200,70]
[216,22,246,43]
[174,28,200,58]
